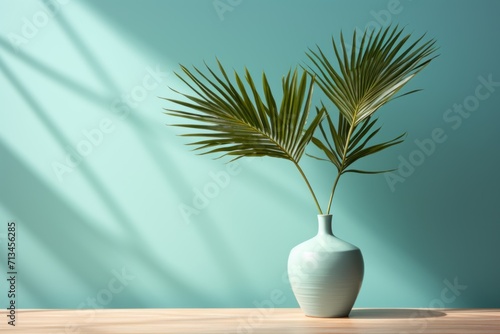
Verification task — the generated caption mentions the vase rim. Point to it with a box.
[317,214,333,217]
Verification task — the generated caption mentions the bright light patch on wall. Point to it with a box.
[0,0,192,238]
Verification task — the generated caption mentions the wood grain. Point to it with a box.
[1,308,498,333]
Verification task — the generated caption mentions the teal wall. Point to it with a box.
[1,0,499,310]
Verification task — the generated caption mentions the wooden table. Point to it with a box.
[1,308,498,333]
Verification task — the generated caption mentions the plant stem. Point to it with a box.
[294,162,323,214]
[326,171,342,214]
[326,121,356,214]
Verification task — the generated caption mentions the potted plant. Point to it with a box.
[162,25,437,317]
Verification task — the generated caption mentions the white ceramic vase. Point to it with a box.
[288,214,364,317]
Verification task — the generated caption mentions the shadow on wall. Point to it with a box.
[1,0,256,305]
[0,34,215,304]
[0,139,222,307]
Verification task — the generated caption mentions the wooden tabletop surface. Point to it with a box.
[1,308,498,333]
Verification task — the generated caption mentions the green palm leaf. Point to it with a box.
[165,60,324,162]
[163,59,325,212]
[307,25,437,127]
[306,25,437,213]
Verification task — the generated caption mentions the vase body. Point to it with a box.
[288,214,364,317]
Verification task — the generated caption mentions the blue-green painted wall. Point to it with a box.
[1,0,499,310]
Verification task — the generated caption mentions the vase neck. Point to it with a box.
[317,214,334,236]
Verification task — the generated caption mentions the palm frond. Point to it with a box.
[307,25,437,174]
[307,25,438,127]
[312,112,405,174]
[164,59,325,164]
[306,25,437,213]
